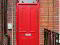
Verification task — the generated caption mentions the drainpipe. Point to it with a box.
[3,0,8,45]
[12,1,13,45]
[59,0,60,43]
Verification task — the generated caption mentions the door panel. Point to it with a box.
[16,4,39,45]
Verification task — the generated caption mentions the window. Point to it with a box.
[59,34,60,43]
[56,33,59,45]
[19,0,37,3]
[44,29,49,45]
[44,31,48,45]
[44,29,58,45]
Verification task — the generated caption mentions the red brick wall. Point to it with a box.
[7,0,13,45]
[0,0,4,44]
[40,0,59,45]
[7,0,16,45]
[0,0,58,45]
[7,0,59,45]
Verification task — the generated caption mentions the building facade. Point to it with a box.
[0,0,59,45]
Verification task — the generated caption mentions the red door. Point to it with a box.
[16,3,40,45]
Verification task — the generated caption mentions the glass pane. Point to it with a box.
[59,40,60,43]
[56,33,59,39]
[19,0,37,3]
[59,35,60,43]
[56,33,59,45]
[28,0,33,3]
[56,39,59,43]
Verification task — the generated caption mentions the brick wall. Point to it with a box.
[40,0,59,45]
[40,0,48,45]
[0,0,4,45]
[7,0,13,45]
[7,0,59,45]
[0,0,2,44]
[7,0,16,45]
[13,0,16,45]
